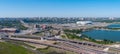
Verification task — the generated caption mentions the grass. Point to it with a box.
[32,32,45,36]
[63,32,114,44]
[63,29,115,44]
[37,47,77,54]
[6,40,36,49]
[0,42,35,54]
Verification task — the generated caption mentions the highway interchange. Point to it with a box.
[2,35,118,54]
[1,20,119,54]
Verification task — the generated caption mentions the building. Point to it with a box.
[41,25,46,29]
[0,28,20,34]
[76,21,92,26]
[0,33,9,39]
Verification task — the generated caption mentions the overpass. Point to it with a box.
[1,34,118,54]
[3,37,95,54]
[2,35,115,54]
[11,35,120,52]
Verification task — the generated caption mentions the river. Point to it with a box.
[82,24,120,42]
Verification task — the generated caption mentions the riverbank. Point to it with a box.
[62,29,115,45]
[83,29,120,42]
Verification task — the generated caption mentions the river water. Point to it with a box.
[107,24,120,28]
[83,24,120,42]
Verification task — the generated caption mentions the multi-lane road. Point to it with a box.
[3,37,87,54]
[2,35,116,54]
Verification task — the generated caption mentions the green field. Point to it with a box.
[37,47,76,54]
[0,42,34,54]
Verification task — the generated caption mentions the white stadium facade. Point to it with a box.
[76,21,92,26]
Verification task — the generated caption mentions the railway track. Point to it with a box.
[3,35,117,54]
[3,38,89,54]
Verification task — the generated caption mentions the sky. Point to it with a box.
[0,0,120,17]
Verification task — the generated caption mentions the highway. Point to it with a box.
[1,32,119,54]
[9,36,120,52]
[3,36,115,54]
[3,37,89,54]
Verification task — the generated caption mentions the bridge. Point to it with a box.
[3,37,114,54]
[1,34,116,54]
[3,37,94,54]
[8,35,120,53]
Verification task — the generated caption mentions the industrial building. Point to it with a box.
[0,28,20,33]
[0,33,9,39]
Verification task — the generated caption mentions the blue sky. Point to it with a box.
[0,0,120,17]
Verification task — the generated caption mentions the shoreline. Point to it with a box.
[95,29,120,31]
[82,29,120,43]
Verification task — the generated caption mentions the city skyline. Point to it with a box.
[0,0,120,17]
